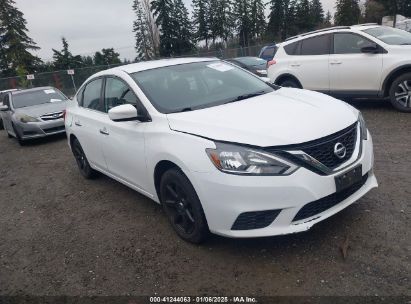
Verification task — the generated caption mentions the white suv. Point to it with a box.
[268,25,411,112]
[65,58,377,243]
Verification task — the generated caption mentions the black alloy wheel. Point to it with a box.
[71,138,97,179]
[160,168,209,243]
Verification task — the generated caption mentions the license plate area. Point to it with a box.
[335,165,362,192]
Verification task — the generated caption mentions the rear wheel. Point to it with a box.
[159,168,209,244]
[389,73,411,112]
[71,138,97,179]
[278,78,301,88]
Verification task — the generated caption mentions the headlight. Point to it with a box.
[16,114,39,123]
[358,112,368,140]
[206,143,299,176]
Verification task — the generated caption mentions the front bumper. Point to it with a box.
[190,133,377,238]
[14,119,66,140]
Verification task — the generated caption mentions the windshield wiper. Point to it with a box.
[225,90,267,104]
[169,107,193,114]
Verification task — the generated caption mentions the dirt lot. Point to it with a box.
[0,100,409,297]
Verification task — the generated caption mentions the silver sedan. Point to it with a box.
[0,87,68,145]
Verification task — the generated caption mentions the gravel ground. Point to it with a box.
[0,100,409,297]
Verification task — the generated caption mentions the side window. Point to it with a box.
[300,34,331,55]
[104,77,142,113]
[284,41,300,55]
[82,79,103,111]
[334,33,376,54]
[3,94,10,107]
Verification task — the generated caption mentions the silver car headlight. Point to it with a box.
[358,112,368,140]
[16,114,40,123]
[206,143,299,176]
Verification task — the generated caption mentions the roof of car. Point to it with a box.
[114,57,218,74]
[284,24,381,43]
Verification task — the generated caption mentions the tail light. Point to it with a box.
[267,59,276,68]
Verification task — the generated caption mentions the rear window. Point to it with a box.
[300,34,331,55]
[284,41,300,55]
[261,46,277,58]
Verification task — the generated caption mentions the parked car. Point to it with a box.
[65,58,377,243]
[267,24,411,112]
[0,87,68,145]
[225,57,268,77]
[259,43,278,61]
[0,89,18,129]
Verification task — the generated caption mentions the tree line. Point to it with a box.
[0,0,410,78]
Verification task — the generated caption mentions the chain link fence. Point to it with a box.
[0,44,265,97]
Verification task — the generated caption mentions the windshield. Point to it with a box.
[363,26,411,45]
[131,61,273,114]
[12,89,67,109]
[234,57,267,68]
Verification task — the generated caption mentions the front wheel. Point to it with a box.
[389,73,411,112]
[160,168,209,244]
[71,138,97,179]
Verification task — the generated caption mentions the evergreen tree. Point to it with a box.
[295,0,313,33]
[192,0,210,47]
[94,48,121,66]
[324,10,333,27]
[334,0,361,25]
[364,0,385,23]
[133,0,155,60]
[52,38,83,70]
[219,0,235,44]
[234,0,252,47]
[151,0,175,57]
[285,0,299,37]
[0,0,42,76]
[173,0,195,55]
[250,0,266,41]
[310,0,324,28]
[267,0,287,40]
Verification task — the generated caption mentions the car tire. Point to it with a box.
[0,119,3,130]
[389,73,411,113]
[279,78,300,88]
[12,124,25,146]
[71,138,98,179]
[159,168,210,244]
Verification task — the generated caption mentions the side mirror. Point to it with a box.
[361,44,379,54]
[108,104,138,122]
[0,104,9,111]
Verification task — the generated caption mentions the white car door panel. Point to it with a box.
[100,77,149,191]
[73,78,107,170]
[329,33,383,93]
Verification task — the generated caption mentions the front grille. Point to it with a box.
[302,124,357,170]
[41,111,64,121]
[231,209,281,230]
[293,173,369,222]
[43,126,65,134]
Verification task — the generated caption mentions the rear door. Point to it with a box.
[290,34,331,92]
[1,94,13,133]
[329,32,383,94]
[100,76,149,192]
[71,78,108,171]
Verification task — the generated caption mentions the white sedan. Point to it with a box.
[65,58,377,243]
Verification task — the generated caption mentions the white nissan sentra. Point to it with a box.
[65,58,378,243]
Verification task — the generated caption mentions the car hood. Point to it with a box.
[166,88,358,147]
[14,101,67,117]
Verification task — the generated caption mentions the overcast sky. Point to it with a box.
[15,0,338,62]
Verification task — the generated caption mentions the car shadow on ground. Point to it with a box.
[18,133,67,146]
[345,98,394,111]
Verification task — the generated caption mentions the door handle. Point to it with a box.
[290,63,301,67]
[75,121,82,127]
[99,128,109,135]
[330,61,342,65]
